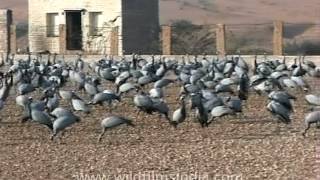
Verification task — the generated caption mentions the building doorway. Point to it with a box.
[66,11,82,50]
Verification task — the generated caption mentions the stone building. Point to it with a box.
[28,0,159,55]
[0,9,13,54]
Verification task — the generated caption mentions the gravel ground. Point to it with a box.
[0,79,319,180]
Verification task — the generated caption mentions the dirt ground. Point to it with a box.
[0,78,319,180]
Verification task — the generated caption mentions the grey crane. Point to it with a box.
[270,71,288,80]
[292,57,307,76]
[268,91,294,112]
[291,76,309,91]
[138,75,154,87]
[282,78,298,89]
[50,107,74,118]
[69,70,86,90]
[130,70,144,81]
[17,83,35,95]
[117,82,138,96]
[71,94,91,114]
[253,80,274,95]
[172,95,187,127]
[215,83,234,94]
[115,71,131,89]
[0,73,13,101]
[46,93,59,112]
[151,98,171,122]
[227,97,243,113]
[0,99,4,111]
[59,90,73,100]
[238,73,249,100]
[190,70,205,85]
[182,84,200,95]
[24,97,53,130]
[97,66,117,82]
[89,92,120,112]
[203,96,224,112]
[250,74,267,87]
[179,72,191,84]
[305,94,320,106]
[196,102,209,127]
[220,78,236,86]
[201,90,217,101]
[133,91,154,115]
[30,99,47,112]
[41,87,56,99]
[267,100,291,124]
[302,111,320,137]
[154,78,174,89]
[98,116,135,142]
[190,92,203,110]
[73,54,84,71]
[155,59,168,78]
[84,80,99,98]
[16,95,29,109]
[309,67,320,77]
[210,105,235,122]
[51,114,80,141]
[149,88,163,99]
[203,79,216,89]
[269,91,296,100]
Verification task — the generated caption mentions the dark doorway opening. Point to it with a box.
[66,11,82,50]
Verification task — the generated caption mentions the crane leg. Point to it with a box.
[136,110,141,117]
[302,123,311,137]
[98,128,106,142]
[108,103,113,113]
[60,130,66,139]
[316,121,320,129]
[50,132,57,141]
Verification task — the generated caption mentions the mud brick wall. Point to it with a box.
[0,9,12,54]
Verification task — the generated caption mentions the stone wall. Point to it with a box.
[0,9,12,54]
[10,55,320,67]
[28,0,160,55]
[28,0,122,54]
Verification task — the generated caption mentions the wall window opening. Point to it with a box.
[89,12,103,36]
[46,13,59,37]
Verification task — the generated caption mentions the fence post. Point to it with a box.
[59,24,66,54]
[216,24,226,55]
[273,21,283,55]
[110,26,119,56]
[162,25,171,55]
[10,24,16,54]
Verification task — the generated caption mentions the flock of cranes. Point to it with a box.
[0,53,319,142]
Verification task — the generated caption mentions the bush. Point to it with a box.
[171,20,216,55]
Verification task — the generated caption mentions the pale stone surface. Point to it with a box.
[13,54,320,66]
[28,0,159,55]
[0,9,12,54]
